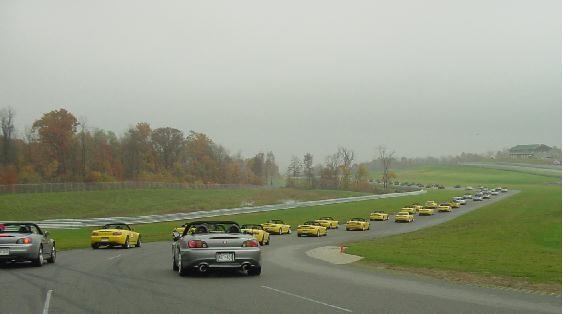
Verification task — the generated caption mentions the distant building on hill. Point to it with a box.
[508,144,556,159]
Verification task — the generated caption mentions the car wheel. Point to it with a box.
[288,228,292,234]
[172,254,179,271]
[47,244,56,264]
[297,233,302,237]
[135,237,142,248]
[122,237,130,249]
[247,266,261,276]
[178,255,189,276]
[278,228,282,235]
[316,230,320,237]
[33,246,44,267]
[91,243,99,249]
[265,236,270,245]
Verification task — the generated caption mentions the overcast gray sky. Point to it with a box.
[1,0,561,165]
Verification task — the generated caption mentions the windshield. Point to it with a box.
[103,224,130,230]
[0,223,36,234]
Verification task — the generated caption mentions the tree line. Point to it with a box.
[0,108,279,185]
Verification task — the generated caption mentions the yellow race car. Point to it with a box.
[425,201,438,209]
[412,203,423,211]
[448,201,460,208]
[438,203,452,212]
[395,211,415,223]
[345,218,370,231]
[262,219,292,235]
[91,223,141,249]
[315,217,339,229]
[296,221,328,237]
[369,211,389,221]
[418,207,435,216]
[241,224,270,245]
[401,205,417,215]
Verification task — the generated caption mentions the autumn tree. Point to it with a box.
[303,153,314,188]
[354,164,370,184]
[151,127,185,172]
[264,151,278,186]
[0,107,15,166]
[184,131,222,183]
[32,109,78,179]
[337,147,354,189]
[286,156,302,188]
[377,145,395,190]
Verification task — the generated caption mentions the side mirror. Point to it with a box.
[172,231,180,241]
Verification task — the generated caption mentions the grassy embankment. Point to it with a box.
[0,188,366,221]
[348,165,561,292]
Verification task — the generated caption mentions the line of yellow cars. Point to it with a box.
[88,199,463,249]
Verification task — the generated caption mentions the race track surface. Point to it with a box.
[1,191,560,314]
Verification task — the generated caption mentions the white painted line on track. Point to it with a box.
[108,254,122,260]
[261,285,352,313]
[42,289,53,314]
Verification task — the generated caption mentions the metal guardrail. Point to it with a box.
[5,189,427,229]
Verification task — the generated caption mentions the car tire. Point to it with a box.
[32,246,44,267]
[248,266,261,276]
[135,237,142,248]
[91,243,99,249]
[316,230,320,237]
[172,254,179,271]
[288,228,292,234]
[278,228,282,235]
[178,255,189,277]
[47,244,56,264]
[265,236,270,245]
[122,237,130,249]
[297,233,302,237]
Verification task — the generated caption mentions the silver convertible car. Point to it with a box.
[172,221,261,276]
[0,222,56,266]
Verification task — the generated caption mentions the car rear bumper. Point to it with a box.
[0,244,36,261]
[91,236,126,246]
[179,247,261,269]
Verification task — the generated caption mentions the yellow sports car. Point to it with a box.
[448,201,460,208]
[425,201,438,209]
[296,221,328,237]
[401,205,417,215]
[262,219,292,235]
[241,224,270,245]
[395,211,414,223]
[91,223,141,249]
[412,203,423,211]
[438,203,452,212]
[418,207,435,216]
[345,218,370,231]
[369,211,389,221]
[315,217,339,229]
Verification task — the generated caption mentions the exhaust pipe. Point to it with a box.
[241,263,250,272]
[198,264,208,273]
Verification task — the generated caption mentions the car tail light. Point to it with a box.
[92,232,99,236]
[16,237,32,244]
[112,232,122,236]
[242,240,259,247]
[188,240,208,248]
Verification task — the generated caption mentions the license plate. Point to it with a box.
[216,252,235,262]
[0,248,9,256]
[101,238,109,242]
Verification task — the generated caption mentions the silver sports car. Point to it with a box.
[0,222,56,266]
[172,221,261,276]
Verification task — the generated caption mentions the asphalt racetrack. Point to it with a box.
[1,190,560,313]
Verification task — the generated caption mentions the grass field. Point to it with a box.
[0,188,365,221]
[349,165,561,289]
[49,189,459,250]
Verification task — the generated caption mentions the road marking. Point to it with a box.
[261,285,352,312]
[108,254,122,260]
[42,290,53,314]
